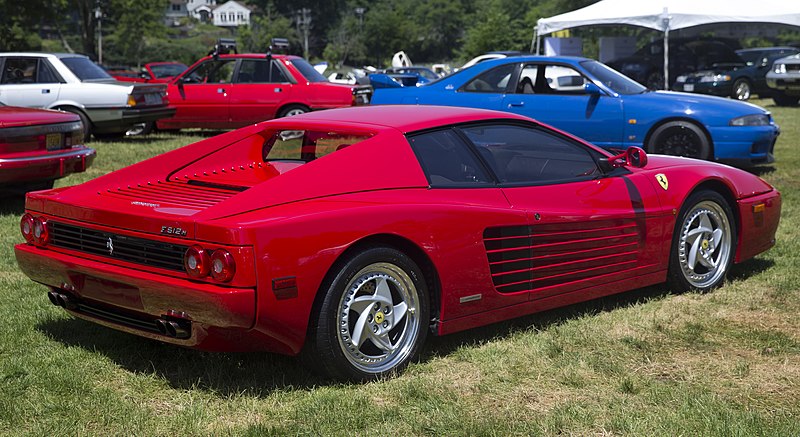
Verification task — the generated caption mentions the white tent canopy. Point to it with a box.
[535,0,800,88]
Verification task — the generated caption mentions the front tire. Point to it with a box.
[731,78,751,100]
[667,190,736,292]
[306,247,429,382]
[647,121,711,161]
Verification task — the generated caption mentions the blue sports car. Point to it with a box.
[371,56,779,166]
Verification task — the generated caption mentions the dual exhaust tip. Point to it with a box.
[46,290,191,340]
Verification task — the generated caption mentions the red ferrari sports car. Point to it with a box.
[1,104,95,194]
[15,106,780,381]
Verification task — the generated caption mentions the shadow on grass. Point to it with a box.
[36,258,772,394]
[746,165,776,177]
[0,194,26,215]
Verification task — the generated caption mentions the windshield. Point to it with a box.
[289,58,328,82]
[150,63,188,78]
[61,57,113,81]
[580,60,647,94]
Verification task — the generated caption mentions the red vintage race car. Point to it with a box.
[1,104,95,194]
[156,54,372,131]
[15,106,780,381]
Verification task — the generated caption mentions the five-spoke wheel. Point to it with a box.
[668,191,735,292]
[306,247,429,381]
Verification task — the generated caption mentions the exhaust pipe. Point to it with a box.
[47,290,77,310]
[154,317,191,339]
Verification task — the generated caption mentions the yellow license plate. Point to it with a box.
[46,133,62,150]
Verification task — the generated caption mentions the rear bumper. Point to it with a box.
[86,106,177,133]
[0,147,95,184]
[15,243,257,351]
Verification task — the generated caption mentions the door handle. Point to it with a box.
[508,102,525,107]
[217,88,225,93]
[274,87,282,93]
[41,89,50,94]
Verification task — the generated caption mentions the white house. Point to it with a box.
[186,0,216,22]
[212,1,252,27]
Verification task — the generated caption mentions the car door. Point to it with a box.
[501,63,624,148]
[168,58,235,127]
[417,62,515,111]
[0,57,62,108]
[458,123,664,302]
[228,58,294,125]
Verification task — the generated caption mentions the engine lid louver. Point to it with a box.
[100,179,240,210]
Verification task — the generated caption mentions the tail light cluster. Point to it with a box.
[20,213,49,247]
[184,245,236,283]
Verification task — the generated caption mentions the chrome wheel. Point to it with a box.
[676,200,732,289]
[284,108,306,116]
[336,262,420,374]
[732,79,751,100]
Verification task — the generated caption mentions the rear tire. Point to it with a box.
[304,247,429,382]
[647,121,711,161]
[277,104,309,118]
[667,190,736,292]
[57,107,91,140]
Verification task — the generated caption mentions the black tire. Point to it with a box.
[646,71,665,90]
[305,247,429,382]
[667,190,736,293]
[773,92,800,106]
[125,122,154,136]
[731,78,751,100]
[57,107,91,140]
[277,104,309,118]
[647,121,711,161]
[92,132,126,141]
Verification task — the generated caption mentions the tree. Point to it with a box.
[0,0,65,50]
[107,0,167,66]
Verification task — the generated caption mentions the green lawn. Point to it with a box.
[1,102,799,435]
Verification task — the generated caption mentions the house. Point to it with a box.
[186,0,216,23]
[212,1,252,27]
[165,0,188,26]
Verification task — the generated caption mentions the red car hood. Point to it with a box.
[0,107,79,128]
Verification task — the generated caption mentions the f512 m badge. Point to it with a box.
[161,226,188,237]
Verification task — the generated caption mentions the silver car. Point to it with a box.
[766,53,800,106]
[0,53,176,139]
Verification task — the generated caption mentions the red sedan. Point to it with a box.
[15,106,779,381]
[1,105,95,194]
[157,54,372,131]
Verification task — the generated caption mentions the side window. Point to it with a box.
[237,59,289,83]
[408,129,493,187]
[460,124,600,184]
[183,59,235,84]
[462,63,515,93]
[37,60,60,84]
[1,58,37,84]
[516,65,538,94]
[543,65,588,94]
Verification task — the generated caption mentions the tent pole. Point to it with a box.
[663,28,669,89]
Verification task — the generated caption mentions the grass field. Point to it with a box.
[1,101,799,435]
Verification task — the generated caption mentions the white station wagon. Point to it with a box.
[0,53,175,139]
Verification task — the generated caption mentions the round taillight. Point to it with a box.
[184,245,210,278]
[20,213,35,243]
[210,249,235,282]
[32,217,49,246]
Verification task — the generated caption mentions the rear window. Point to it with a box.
[289,58,328,82]
[61,57,113,81]
[262,130,373,162]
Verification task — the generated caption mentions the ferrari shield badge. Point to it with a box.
[655,173,669,190]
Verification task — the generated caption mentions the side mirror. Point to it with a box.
[600,146,648,171]
[584,82,602,95]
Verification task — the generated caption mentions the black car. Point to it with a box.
[672,47,800,100]
[608,37,742,90]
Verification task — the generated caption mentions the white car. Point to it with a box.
[0,53,175,139]
[766,53,800,106]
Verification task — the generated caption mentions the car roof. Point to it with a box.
[280,105,531,133]
[0,52,89,59]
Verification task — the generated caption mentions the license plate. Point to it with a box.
[45,133,62,150]
[144,93,162,105]
[683,84,694,92]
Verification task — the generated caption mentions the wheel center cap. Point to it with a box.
[702,239,709,250]
[375,311,385,324]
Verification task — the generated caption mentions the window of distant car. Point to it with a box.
[287,58,328,83]
[461,63,515,93]
[237,59,291,83]
[262,130,373,162]
[183,59,235,84]
[580,60,646,95]
[460,124,601,185]
[514,64,589,95]
[149,63,187,78]
[0,58,61,84]
[60,56,113,81]
[408,129,493,187]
